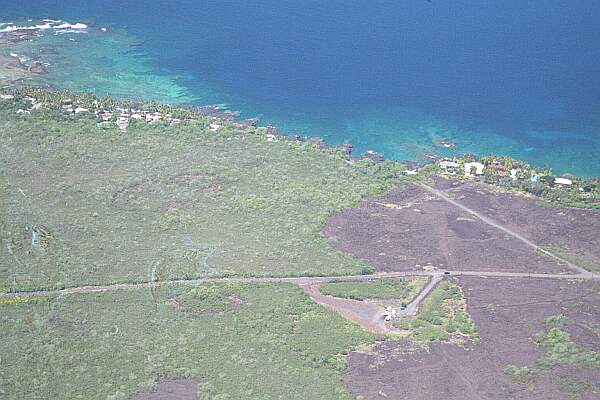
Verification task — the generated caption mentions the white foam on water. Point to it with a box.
[0,26,19,32]
[53,22,89,30]
[54,29,86,35]
[0,20,88,33]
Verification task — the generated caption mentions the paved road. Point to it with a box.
[3,268,597,334]
[418,182,592,276]
[2,269,598,298]
[397,274,443,317]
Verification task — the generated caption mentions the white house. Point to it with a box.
[554,177,573,186]
[464,162,484,177]
[440,160,459,170]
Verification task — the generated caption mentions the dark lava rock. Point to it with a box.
[26,63,47,75]
[362,150,385,163]
[238,118,259,128]
[402,160,430,170]
[196,105,238,121]
[341,143,354,156]
[307,136,326,148]
[4,30,37,43]
[266,126,279,136]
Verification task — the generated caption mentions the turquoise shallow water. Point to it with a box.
[2,1,600,176]
[1,23,199,105]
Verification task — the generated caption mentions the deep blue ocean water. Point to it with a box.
[3,0,600,176]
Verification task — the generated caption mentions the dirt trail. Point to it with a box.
[418,182,592,276]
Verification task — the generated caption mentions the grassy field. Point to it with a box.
[319,277,427,303]
[0,95,405,292]
[394,281,479,344]
[0,282,379,400]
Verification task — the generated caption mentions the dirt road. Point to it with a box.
[300,284,389,333]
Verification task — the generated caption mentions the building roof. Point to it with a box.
[554,177,573,185]
[464,162,485,175]
[440,160,459,168]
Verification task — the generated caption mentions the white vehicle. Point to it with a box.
[384,306,392,321]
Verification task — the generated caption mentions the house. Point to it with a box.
[440,160,459,171]
[146,113,162,123]
[530,173,541,183]
[510,169,518,181]
[554,177,573,186]
[490,161,508,176]
[464,162,484,177]
[440,160,459,175]
[402,169,418,176]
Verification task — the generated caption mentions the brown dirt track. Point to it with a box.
[301,284,388,333]
[346,277,600,400]
[323,183,572,274]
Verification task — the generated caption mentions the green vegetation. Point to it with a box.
[435,155,600,208]
[540,245,600,273]
[504,315,600,399]
[0,88,406,292]
[503,365,537,385]
[533,315,600,369]
[556,377,600,400]
[394,281,479,344]
[170,282,244,314]
[319,277,427,303]
[0,283,378,400]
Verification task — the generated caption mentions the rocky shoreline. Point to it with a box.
[0,18,91,86]
[0,86,399,167]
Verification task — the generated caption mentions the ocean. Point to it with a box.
[3,0,600,176]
